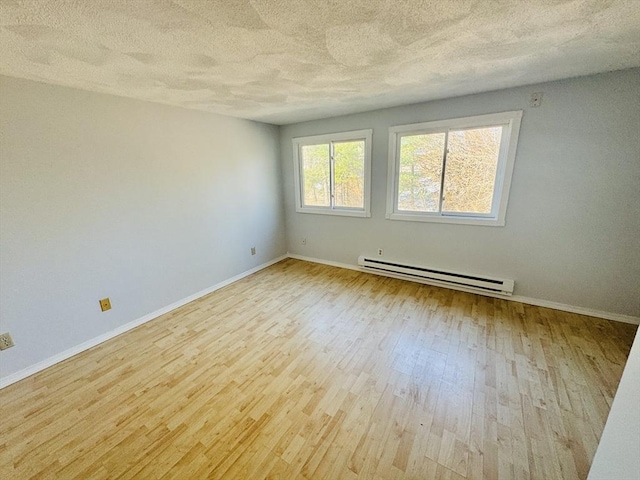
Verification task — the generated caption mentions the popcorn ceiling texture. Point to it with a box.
[1,0,639,124]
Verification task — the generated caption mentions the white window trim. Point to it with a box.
[293,129,372,218]
[386,111,523,226]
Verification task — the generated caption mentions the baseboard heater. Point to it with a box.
[357,255,514,296]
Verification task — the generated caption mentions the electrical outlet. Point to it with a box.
[99,298,111,312]
[378,248,384,256]
[0,332,15,350]
[251,246,256,255]
[302,238,307,245]
[530,92,543,107]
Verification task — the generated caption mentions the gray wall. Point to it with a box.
[281,69,640,317]
[1,69,638,382]
[0,76,286,379]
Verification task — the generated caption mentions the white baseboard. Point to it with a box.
[2,252,636,389]
[288,253,362,272]
[287,253,640,325]
[508,295,640,325]
[0,255,288,389]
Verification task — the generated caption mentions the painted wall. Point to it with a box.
[0,76,286,380]
[2,69,638,384]
[281,69,640,318]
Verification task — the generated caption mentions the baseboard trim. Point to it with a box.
[286,254,640,325]
[287,253,362,272]
[508,296,640,325]
[0,255,288,389]
[3,252,636,389]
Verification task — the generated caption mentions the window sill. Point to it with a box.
[296,207,370,218]
[386,212,505,226]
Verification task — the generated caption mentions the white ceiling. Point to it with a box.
[1,0,639,125]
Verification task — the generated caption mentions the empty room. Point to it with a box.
[1,1,639,479]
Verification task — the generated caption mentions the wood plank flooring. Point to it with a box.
[1,258,637,479]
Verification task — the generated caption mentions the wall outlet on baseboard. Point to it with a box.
[302,238,307,245]
[377,248,383,256]
[99,298,112,312]
[251,246,256,255]
[0,332,15,350]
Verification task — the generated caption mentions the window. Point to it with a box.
[293,129,372,217]
[386,111,522,226]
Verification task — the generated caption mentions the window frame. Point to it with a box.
[293,129,372,218]
[386,111,523,226]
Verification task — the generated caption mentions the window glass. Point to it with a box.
[443,127,501,215]
[333,140,365,209]
[387,111,522,226]
[301,144,330,207]
[293,129,372,217]
[397,133,445,213]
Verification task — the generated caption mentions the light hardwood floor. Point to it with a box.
[1,259,637,479]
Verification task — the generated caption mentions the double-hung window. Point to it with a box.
[387,111,522,226]
[293,129,372,217]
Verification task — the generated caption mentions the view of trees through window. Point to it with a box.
[398,133,445,212]
[333,140,364,208]
[301,144,330,206]
[443,127,501,213]
[301,140,365,209]
[398,126,502,215]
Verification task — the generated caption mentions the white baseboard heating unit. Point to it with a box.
[357,255,515,296]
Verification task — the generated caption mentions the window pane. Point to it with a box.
[333,140,365,209]
[301,144,330,207]
[397,133,445,212]
[443,126,502,214]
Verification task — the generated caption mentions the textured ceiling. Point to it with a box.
[1,0,639,124]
